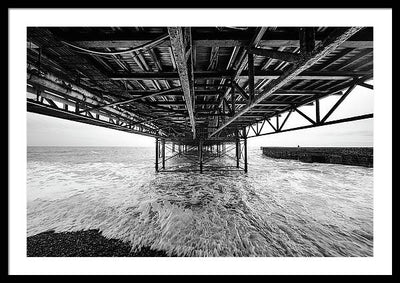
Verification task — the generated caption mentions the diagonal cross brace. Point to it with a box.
[209,27,364,138]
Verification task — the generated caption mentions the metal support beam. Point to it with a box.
[78,87,182,114]
[357,82,373,90]
[321,84,356,123]
[248,113,373,138]
[231,81,249,101]
[295,108,316,125]
[223,98,232,115]
[266,118,277,132]
[209,27,363,138]
[299,27,316,54]
[231,91,236,114]
[276,115,280,130]
[168,27,196,139]
[67,37,373,48]
[215,27,267,111]
[111,70,369,81]
[236,73,371,137]
[248,47,301,62]
[248,53,255,102]
[65,29,372,49]
[243,128,248,173]
[27,72,162,136]
[155,137,159,172]
[236,130,240,168]
[27,98,161,138]
[162,139,166,169]
[199,140,203,173]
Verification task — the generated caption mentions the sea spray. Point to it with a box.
[27,146,373,256]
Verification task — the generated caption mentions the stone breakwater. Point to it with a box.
[261,147,373,167]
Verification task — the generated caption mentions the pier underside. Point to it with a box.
[155,138,248,173]
[27,26,373,172]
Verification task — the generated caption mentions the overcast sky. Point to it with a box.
[27,85,373,148]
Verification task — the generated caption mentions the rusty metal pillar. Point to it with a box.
[162,139,166,170]
[236,130,240,168]
[243,128,248,173]
[155,137,159,172]
[199,140,203,173]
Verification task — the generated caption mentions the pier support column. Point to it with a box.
[172,142,175,152]
[199,140,203,173]
[236,131,240,168]
[155,137,159,172]
[178,143,182,156]
[162,139,166,170]
[243,128,248,173]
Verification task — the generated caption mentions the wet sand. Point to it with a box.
[27,229,174,257]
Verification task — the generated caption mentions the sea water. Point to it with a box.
[27,146,373,256]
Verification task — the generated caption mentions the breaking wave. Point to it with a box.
[27,146,373,256]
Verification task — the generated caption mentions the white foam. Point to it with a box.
[27,147,373,256]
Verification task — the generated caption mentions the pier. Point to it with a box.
[27,26,373,172]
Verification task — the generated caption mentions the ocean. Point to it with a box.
[27,146,373,257]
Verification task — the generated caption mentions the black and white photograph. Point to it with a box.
[8,8,392,275]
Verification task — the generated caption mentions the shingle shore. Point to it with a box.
[27,229,174,257]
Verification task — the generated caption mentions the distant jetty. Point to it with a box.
[261,147,373,167]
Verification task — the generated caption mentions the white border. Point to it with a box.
[9,8,392,275]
